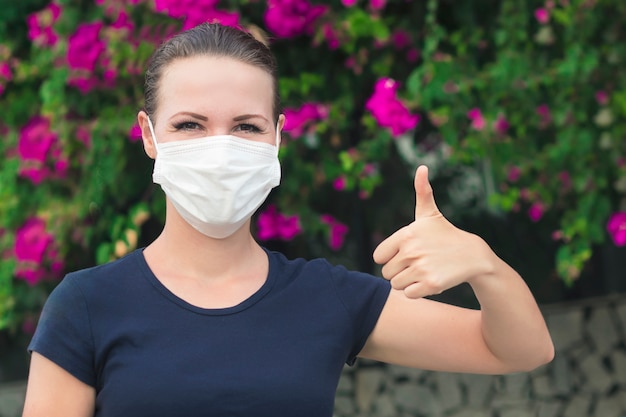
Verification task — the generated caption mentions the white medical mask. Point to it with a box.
[147,118,281,239]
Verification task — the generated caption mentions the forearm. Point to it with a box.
[469,249,555,372]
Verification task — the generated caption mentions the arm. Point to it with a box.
[22,352,95,417]
[359,166,554,374]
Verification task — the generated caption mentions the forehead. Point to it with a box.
[155,55,274,120]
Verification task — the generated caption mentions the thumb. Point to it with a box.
[414,165,439,219]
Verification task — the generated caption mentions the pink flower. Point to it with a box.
[341,0,357,6]
[369,0,386,11]
[391,30,411,50]
[493,114,510,135]
[67,22,106,93]
[129,123,143,142]
[333,176,347,191]
[14,217,57,286]
[257,205,302,241]
[536,104,552,128]
[534,8,550,24]
[321,23,341,50]
[68,22,104,72]
[607,212,626,246]
[18,116,59,184]
[365,78,420,137]
[528,202,544,222]
[467,108,486,131]
[507,166,521,182]
[26,2,62,47]
[558,171,572,189]
[283,102,329,138]
[264,0,328,38]
[595,90,609,105]
[0,62,12,82]
[320,214,349,251]
[406,48,420,63]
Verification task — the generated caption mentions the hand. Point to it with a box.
[373,165,494,299]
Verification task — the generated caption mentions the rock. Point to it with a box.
[551,354,573,395]
[435,372,463,412]
[535,400,563,417]
[393,383,441,416]
[593,394,625,417]
[611,350,626,386]
[586,306,620,354]
[562,395,593,417]
[532,373,555,398]
[372,393,397,417]
[547,309,584,351]
[334,396,355,416]
[460,373,493,407]
[578,354,615,394]
[355,368,385,413]
[0,381,26,417]
[497,407,535,417]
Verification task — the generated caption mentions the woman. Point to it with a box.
[22,23,554,417]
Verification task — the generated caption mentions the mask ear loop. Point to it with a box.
[147,117,159,155]
[275,122,281,156]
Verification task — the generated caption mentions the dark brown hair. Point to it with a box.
[144,23,280,123]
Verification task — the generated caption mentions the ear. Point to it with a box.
[277,114,286,147]
[137,110,157,159]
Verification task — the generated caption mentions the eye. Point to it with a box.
[173,121,201,131]
[234,123,262,133]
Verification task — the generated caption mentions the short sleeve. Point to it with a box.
[28,273,96,387]
[329,265,391,366]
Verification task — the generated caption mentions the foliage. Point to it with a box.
[0,0,625,335]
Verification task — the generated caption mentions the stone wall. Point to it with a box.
[334,294,626,417]
[1,294,625,417]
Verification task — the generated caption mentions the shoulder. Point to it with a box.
[62,249,145,286]
[265,248,390,298]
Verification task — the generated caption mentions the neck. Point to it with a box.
[145,201,266,283]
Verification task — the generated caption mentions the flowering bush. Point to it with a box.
[0,0,625,335]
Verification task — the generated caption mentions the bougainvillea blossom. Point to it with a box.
[0,62,11,96]
[283,102,329,138]
[257,205,302,241]
[332,176,347,191]
[264,0,327,38]
[14,217,61,286]
[493,114,510,135]
[467,108,486,131]
[320,214,349,251]
[26,2,61,47]
[129,123,143,142]
[365,77,419,137]
[536,104,552,128]
[507,166,521,182]
[595,90,609,105]
[369,0,386,11]
[528,202,545,222]
[18,116,59,184]
[154,0,239,29]
[67,22,106,93]
[607,212,626,246]
[534,8,550,24]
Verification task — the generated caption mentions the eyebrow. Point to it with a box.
[170,112,269,123]
[172,111,208,121]
[233,114,269,122]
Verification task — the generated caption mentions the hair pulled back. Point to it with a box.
[144,23,280,122]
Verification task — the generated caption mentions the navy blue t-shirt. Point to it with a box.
[28,248,391,416]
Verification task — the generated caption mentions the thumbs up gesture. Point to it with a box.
[373,165,494,299]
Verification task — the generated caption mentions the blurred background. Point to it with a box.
[0,0,625,415]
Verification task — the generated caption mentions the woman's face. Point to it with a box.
[139,55,283,157]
